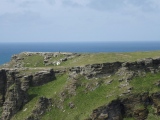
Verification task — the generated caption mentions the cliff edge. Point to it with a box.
[1,52,160,120]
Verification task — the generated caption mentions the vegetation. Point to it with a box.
[4,51,160,69]
[11,71,160,120]
[41,75,122,120]
[3,51,160,119]
[12,74,67,120]
[130,72,160,94]
[23,54,44,67]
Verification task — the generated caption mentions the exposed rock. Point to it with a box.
[69,57,160,80]
[89,92,152,120]
[69,62,122,79]
[0,68,56,120]
[1,70,29,120]
[0,69,7,106]
[90,100,124,120]
[68,102,75,109]
[2,54,160,119]
[98,113,108,119]
[154,80,160,87]
[43,60,48,64]
[133,107,148,120]
[106,79,113,85]
[26,97,52,120]
[31,69,55,86]
[32,97,51,117]
[60,57,67,62]
[21,75,32,91]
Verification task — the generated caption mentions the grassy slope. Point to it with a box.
[11,74,67,120]
[41,72,160,120]
[41,76,121,120]
[124,72,160,120]
[11,72,160,120]
[8,51,160,120]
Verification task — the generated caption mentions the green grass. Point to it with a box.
[128,72,160,120]
[130,72,160,94]
[11,74,67,120]
[147,105,160,120]
[7,51,160,120]
[5,51,160,69]
[23,55,44,67]
[41,75,123,120]
[11,71,160,120]
[55,51,160,68]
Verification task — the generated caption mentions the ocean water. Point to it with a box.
[0,41,160,65]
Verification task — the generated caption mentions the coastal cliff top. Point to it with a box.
[1,51,160,120]
[1,51,160,69]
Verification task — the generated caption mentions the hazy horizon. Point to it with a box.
[1,41,160,43]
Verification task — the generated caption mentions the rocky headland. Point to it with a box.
[1,52,160,119]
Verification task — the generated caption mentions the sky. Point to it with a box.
[0,0,160,42]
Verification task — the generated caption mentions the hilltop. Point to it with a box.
[1,51,160,120]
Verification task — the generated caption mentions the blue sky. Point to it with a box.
[0,0,160,42]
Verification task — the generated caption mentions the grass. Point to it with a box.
[7,51,160,120]
[128,72,160,120]
[5,51,160,69]
[53,51,160,68]
[23,54,44,67]
[147,105,160,120]
[11,71,160,120]
[41,75,123,120]
[11,74,67,120]
[130,72,160,94]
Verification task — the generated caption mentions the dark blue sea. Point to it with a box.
[0,42,160,65]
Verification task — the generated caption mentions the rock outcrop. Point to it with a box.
[88,92,152,120]
[26,97,52,120]
[1,70,28,120]
[88,92,160,120]
[69,62,122,79]
[0,69,7,106]
[1,55,160,119]
[0,68,56,120]
[90,100,124,120]
[31,69,55,86]
[69,58,160,79]
[9,52,79,67]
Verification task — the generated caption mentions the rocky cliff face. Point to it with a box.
[69,58,160,80]
[88,92,160,120]
[0,69,6,107]
[1,56,160,119]
[0,69,55,120]
[26,97,52,120]
[69,58,160,120]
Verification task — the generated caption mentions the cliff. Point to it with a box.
[0,69,55,120]
[1,52,160,119]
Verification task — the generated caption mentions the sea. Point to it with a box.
[0,41,160,65]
